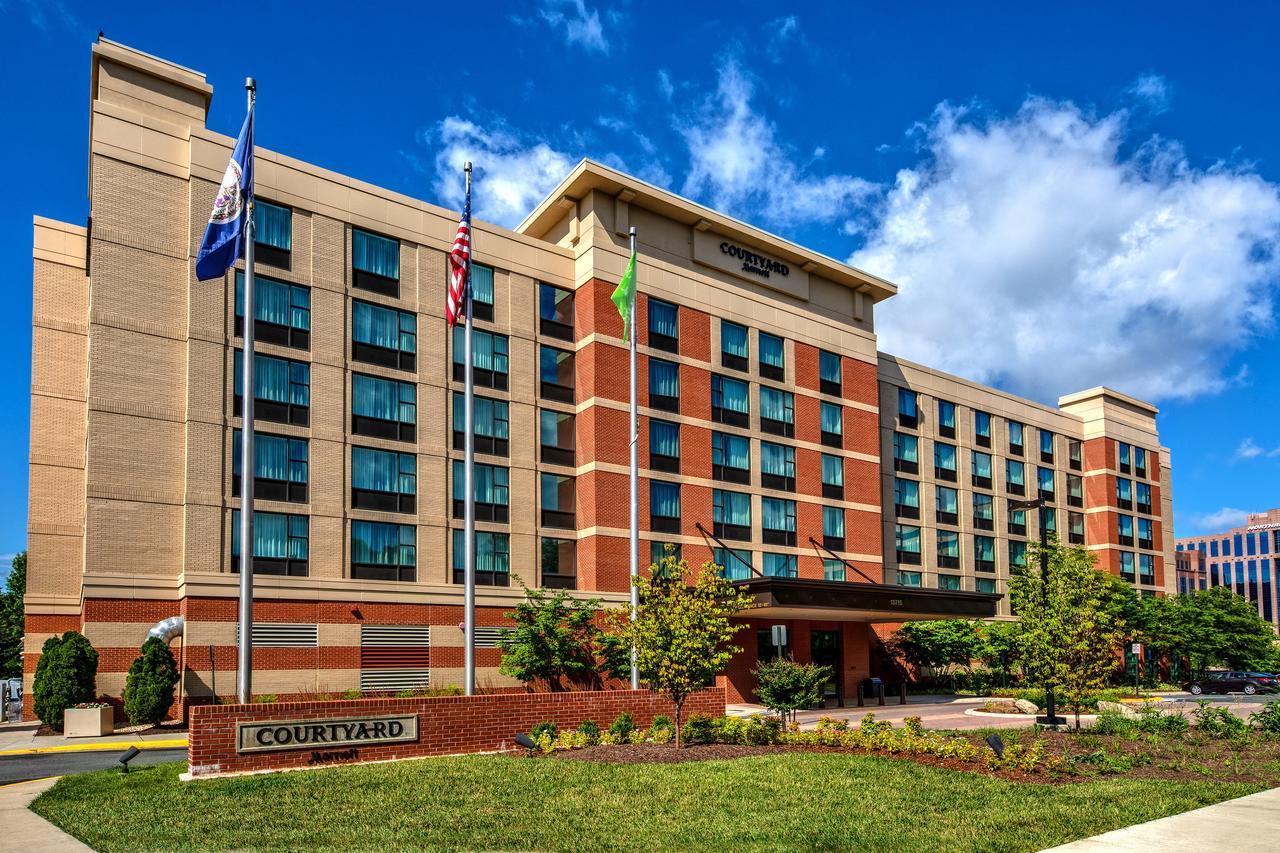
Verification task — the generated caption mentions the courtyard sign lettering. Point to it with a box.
[235,714,418,754]
[691,228,810,301]
[719,241,790,279]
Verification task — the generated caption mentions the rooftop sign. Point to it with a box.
[692,228,810,300]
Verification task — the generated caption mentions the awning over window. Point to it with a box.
[732,576,1000,623]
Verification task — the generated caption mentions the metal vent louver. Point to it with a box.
[235,623,319,648]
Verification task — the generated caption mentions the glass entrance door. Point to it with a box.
[810,630,842,707]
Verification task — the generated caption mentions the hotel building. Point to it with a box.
[24,40,1174,711]
[1176,509,1280,627]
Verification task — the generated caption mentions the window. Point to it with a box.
[1040,429,1055,462]
[1067,475,1083,508]
[351,520,415,582]
[1119,551,1136,582]
[1116,478,1133,510]
[711,431,750,484]
[646,358,680,412]
[236,272,310,348]
[1118,442,1132,474]
[899,570,923,587]
[1134,447,1148,478]
[977,577,997,594]
[233,430,307,503]
[820,402,843,448]
[1069,440,1082,470]
[1139,554,1155,584]
[759,332,785,380]
[351,446,416,513]
[711,374,750,427]
[894,477,920,519]
[352,228,400,296]
[762,497,797,546]
[974,535,996,572]
[937,400,956,438]
[824,559,846,582]
[823,507,845,550]
[760,441,796,491]
[538,409,575,466]
[451,461,509,522]
[1041,507,1056,535]
[896,524,921,564]
[934,442,958,481]
[1068,512,1084,545]
[713,489,751,541]
[763,553,798,578]
[972,451,993,489]
[352,374,416,441]
[721,320,748,371]
[974,411,992,447]
[893,432,919,474]
[234,351,309,426]
[538,282,574,340]
[650,541,682,567]
[1118,515,1135,546]
[452,327,509,390]
[539,345,575,402]
[649,418,680,474]
[468,264,495,322]
[1009,540,1027,569]
[1008,421,1024,455]
[352,300,415,370]
[1136,482,1152,515]
[935,485,958,525]
[898,388,918,428]
[647,298,678,352]
[455,393,510,456]
[541,537,576,590]
[973,493,994,530]
[822,454,844,499]
[453,529,510,586]
[937,529,960,568]
[1137,518,1154,550]
[1009,506,1027,537]
[253,199,292,268]
[1006,458,1025,495]
[938,574,961,591]
[540,473,576,528]
[819,350,842,395]
[715,546,754,581]
[1037,466,1055,501]
[649,481,681,533]
[231,510,308,576]
[760,387,794,437]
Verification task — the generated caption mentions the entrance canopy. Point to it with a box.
[733,577,1001,623]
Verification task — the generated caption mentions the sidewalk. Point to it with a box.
[0,777,91,851]
[0,720,187,755]
[1040,786,1280,852]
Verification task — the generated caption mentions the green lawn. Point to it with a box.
[32,754,1261,852]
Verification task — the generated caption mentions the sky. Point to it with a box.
[1,1,1278,582]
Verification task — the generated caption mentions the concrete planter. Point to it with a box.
[64,706,114,737]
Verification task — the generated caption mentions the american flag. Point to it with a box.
[446,187,472,326]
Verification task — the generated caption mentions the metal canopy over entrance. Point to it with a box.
[733,577,1001,623]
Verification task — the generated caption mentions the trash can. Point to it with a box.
[859,677,884,707]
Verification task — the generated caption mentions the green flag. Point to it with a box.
[611,249,637,342]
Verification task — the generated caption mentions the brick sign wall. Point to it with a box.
[187,688,726,778]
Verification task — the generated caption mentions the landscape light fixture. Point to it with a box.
[986,734,1005,759]
[118,745,141,773]
[514,732,537,755]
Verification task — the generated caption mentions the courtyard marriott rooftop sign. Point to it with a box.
[236,714,418,753]
[692,228,810,301]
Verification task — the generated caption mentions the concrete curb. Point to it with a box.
[0,737,188,756]
[0,777,92,851]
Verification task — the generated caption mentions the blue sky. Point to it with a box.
[1,1,1278,582]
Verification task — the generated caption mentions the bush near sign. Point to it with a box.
[236,714,418,754]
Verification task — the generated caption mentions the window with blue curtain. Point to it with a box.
[236,272,310,331]
[253,200,292,250]
[1007,459,1025,487]
[824,559,845,581]
[712,375,749,413]
[353,301,415,352]
[759,332,784,369]
[1134,446,1147,471]
[470,264,495,308]
[721,321,748,359]
[1139,554,1154,581]
[761,442,794,478]
[713,489,751,526]
[938,400,956,430]
[1119,515,1134,538]
[1009,421,1025,447]
[352,447,415,494]
[1040,429,1054,455]
[822,454,843,487]
[894,478,918,509]
[939,530,960,558]
[938,574,961,591]
[454,393,510,439]
[1137,518,1153,544]
[232,510,308,560]
[977,577,996,594]
[352,229,400,279]
[233,430,307,483]
[452,461,509,505]
[936,486,958,515]
[650,481,680,519]
[353,374,415,423]
[453,530,510,575]
[712,432,749,471]
[935,442,957,471]
[650,419,679,458]
[820,402,842,435]
[452,327,510,375]
[974,493,993,521]
[762,497,795,533]
[823,507,844,539]
[763,553,797,578]
[234,351,309,406]
[898,388,917,419]
[1119,443,1132,467]
[1010,540,1027,568]
[648,299,677,338]
[649,359,680,398]
[975,535,995,562]
[1136,482,1151,507]
[1120,551,1135,579]
[975,410,991,438]
[972,451,992,479]
[819,350,841,385]
[893,432,918,463]
[760,387,793,424]
[895,524,921,555]
[353,520,415,567]
[715,547,753,580]
[1037,467,1055,494]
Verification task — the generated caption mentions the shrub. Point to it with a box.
[753,658,830,722]
[255,694,279,704]
[1091,710,1136,736]
[1135,709,1189,736]
[649,724,674,745]
[531,720,558,741]
[395,689,417,698]
[1250,700,1280,734]
[740,714,783,745]
[33,631,99,731]
[122,637,180,726]
[681,714,715,744]
[650,714,674,734]
[608,712,634,743]
[1192,701,1247,738]
[575,720,601,744]
[341,689,362,700]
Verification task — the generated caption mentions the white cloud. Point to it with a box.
[3,0,77,31]
[678,59,876,229]
[657,69,674,101]
[537,0,609,54]
[1234,437,1280,461]
[852,98,1280,403]
[1188,507,1251,533]
[1128,73,1172,113]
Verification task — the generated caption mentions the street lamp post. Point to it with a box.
[1011,495,1067,727]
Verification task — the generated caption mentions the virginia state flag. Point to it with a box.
[195,109,254,281]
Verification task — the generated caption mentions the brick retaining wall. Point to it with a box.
[187,688,726,778]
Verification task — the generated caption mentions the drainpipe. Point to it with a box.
[147,616,184,643]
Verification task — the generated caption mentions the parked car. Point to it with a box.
[1183,671,1279,695]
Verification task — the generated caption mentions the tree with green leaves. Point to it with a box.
[608,549,755,746]
[974,620,1020,685]
[33,631,99,731]
[498,585,623,690]
[123,637,180,726]
[1158,586,1276,671]
[754,657,830,723]
[0,552,25,680]
[888,620,980,688]
[1011,538,1122,729]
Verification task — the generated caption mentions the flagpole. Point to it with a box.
[462,162,477,697]
[628,226,639,691]
[236,77,257,706]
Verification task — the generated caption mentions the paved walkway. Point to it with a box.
[730,695,1041,730]
[0,777,91,851]
[0,720,187,755]
[1040,786,1280,852]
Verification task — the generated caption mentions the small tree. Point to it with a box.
[0,552,26,680]
[33,631,99,731]
[609,549,755,746]
[889,620,980,688]
[754,657,830,723]
[498,586,620,690]
[123,637,180,726]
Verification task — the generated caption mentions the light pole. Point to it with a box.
[1010,495,1067,727]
